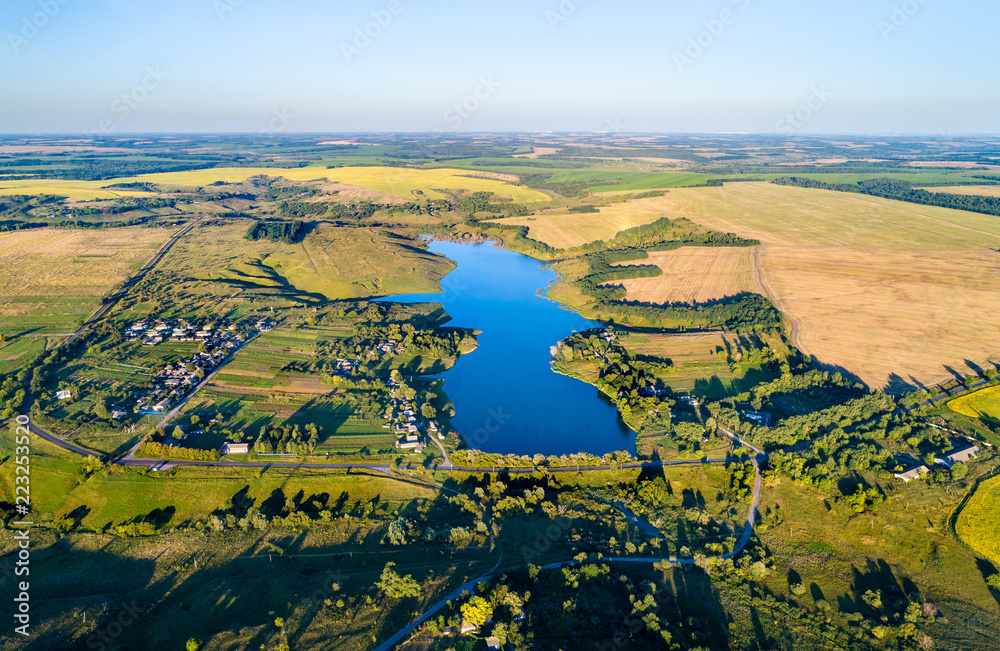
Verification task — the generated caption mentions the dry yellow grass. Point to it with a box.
[0,227,171,333]
[918,185,1000,198]
[608,247,755,304]
[491,202,664,248]
[634,183,1000,390]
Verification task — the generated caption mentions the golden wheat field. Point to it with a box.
[608,247,755,304]
[633,183,1000,390]
[0,166,551,203]
[491,202,665,248]
[955,474,1000,566]
[0,227,171,333]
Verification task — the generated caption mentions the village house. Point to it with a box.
[936,446,980,467]
[221,441,251,455]
[56,389,72,400]
[487,638,501,650]
[894,465,930,482]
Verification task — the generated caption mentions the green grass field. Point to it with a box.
[948,384,1000,423]
[159,222,454,302]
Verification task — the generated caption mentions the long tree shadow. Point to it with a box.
[977,558,1000,609]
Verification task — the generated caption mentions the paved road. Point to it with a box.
[371,549,506,651]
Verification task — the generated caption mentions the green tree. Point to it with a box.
[185,639,202,651]
[987,574,1000,590]
[420,403,437,419]
[171,426,186,442]
[375,562,421,599]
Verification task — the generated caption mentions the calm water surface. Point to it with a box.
[382,240,635,456]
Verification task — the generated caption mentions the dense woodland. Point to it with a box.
[244,218,307,244]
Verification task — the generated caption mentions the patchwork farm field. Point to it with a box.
[0,166,551,203]
[181,327,396,454]
[156,222,453,300]
[955,474,1000,566]
[0,227,171,336]
[632,183,1000,390]
[609,246,755,304]
[491,202,664,248]
[948,385,1000,422]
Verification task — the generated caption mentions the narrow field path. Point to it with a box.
[750,245,802,352]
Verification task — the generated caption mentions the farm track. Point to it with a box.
[70,215,204,340]
[750,245,803,353]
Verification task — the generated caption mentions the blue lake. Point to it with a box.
[382,240,635,456]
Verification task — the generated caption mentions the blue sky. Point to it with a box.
[1,0,997,134]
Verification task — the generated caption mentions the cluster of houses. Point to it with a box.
[122,317,273,416]
[123,318,274,347]
[368,340,406,362]
[386,380,444,453]
[893,444,981,482]
[330,358,360,377]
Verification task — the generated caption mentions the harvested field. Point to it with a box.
[761,246,1000,389]
[637,182,1000,249]
[491,202,664,248]
[918,185,1000,197]
[0,227,171,335]
[609,247,755,304]
[634,183,1000,390]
